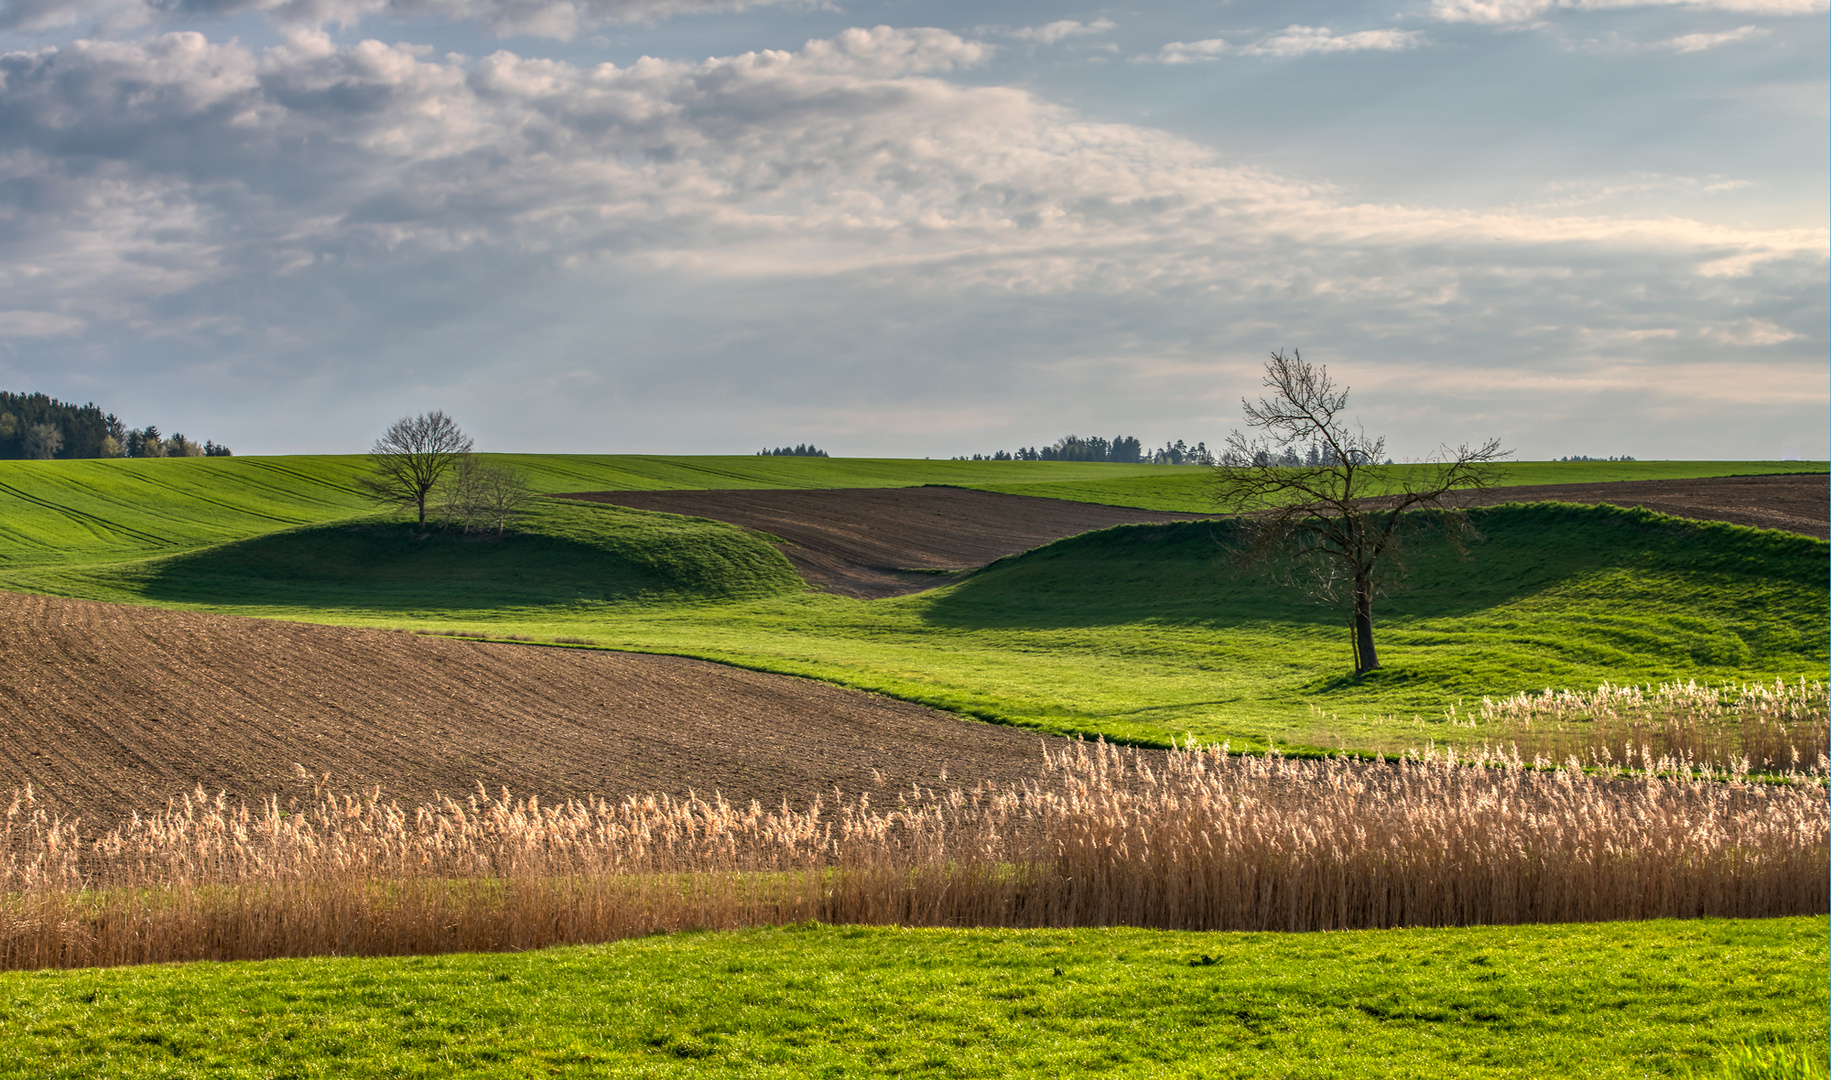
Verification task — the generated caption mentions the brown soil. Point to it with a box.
[559,475,1825,600]
[0,592,1065,826]
[555,486,1217,597]
[1441,473,1827,539]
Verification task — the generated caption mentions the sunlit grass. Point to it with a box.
[0,918,1823,1078]
[7,502,1822,753]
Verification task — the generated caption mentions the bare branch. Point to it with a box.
[1212,350,1512,676]
[359,411,474,528]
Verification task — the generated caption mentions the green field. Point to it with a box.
[3,457,1825,1069]
[8,487,1824,750]
[967,458,1829,514]
[1,454,1819,569]
[2,918,1822,1079]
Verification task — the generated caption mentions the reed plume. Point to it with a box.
[4,741,1824,971]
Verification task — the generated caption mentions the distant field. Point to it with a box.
[965,459,1827,513]
[1,918,1822,1079]
[0,455,1164,567]
[12,499,1823,751]
[1,454,1819,567]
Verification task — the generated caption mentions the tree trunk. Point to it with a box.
[1352,577,1380,675]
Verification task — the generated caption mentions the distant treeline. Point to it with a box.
[1226,443,1389,468]
[1557,455,1636,462]
[0,392,231,459]
[759,444,829,458]
[956,435,1215,466]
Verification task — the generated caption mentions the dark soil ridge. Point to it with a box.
[1438,473,1827,540]
[559,475,1826,599]
[0,592,1066,826]
[554,486,1218,598]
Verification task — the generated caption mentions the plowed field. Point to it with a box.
[1442,473,1827,539]
[554,486,1216,597]
[563,476,1826,600]
[0,592,1061,825]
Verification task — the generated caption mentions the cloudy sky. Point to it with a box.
[0,0,1824,458]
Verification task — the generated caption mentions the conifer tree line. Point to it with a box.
[955,435,1216,465]
[0,392,231,459]
[757,444,829,457]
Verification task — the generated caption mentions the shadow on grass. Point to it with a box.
[916,510,1557,632]
[130,503,805,612]
[914,504,1829,665]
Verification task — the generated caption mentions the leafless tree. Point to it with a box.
[358,411,474,527]
[1212,350,1510,677]
[441,457,537,537]
[23,423,62,459]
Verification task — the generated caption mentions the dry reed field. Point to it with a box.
[4,741,1824,971]
[1455,677,1828,774]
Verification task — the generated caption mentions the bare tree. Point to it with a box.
[23,423,62,459]
[358,411,474,527]
[441,456,537,537]
[1212,350,1510,677]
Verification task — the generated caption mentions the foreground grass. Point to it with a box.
[1,919,1822,1079]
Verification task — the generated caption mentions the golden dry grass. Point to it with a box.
[1459,677,1828,774]
[4,742,1825,971]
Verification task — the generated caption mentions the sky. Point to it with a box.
[0,0,1824,459]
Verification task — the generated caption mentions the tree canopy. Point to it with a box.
[1212,350,1509,676]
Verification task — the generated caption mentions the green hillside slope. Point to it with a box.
[0,455,1184,568]
[17,501,1823,752]
[1,454,1819,569]
[45,501,805,613]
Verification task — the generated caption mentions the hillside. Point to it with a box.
[14,497,1821,754]
[0,454,1818,570]
[556,486,1220,597]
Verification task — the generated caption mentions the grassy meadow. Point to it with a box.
[7,482,1824,751]
[2,454,1825,1075]
[2,918,1823,1079]
[0,454,1817,568]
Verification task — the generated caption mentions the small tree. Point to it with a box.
[1212,350,1509,676]
[441,457,536,537]
[358,411,474,527]
[23,423,62,459]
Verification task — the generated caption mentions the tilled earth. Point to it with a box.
[6,473,1817,825]
[555,485,1217,597]
[564,476,1826,601]
[0,592,1065,826]
[1440,473,1827,539]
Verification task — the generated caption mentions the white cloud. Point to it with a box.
[0,27,1819,307]
[1235,25,1425,55]
[1149,26,1422,62]
[0,310,84,336]
[1703,318,1801,344]
[1660,24,1767,48]
[1151,37,1228,63]
[1428,0,1827,24]
[1009,18,1115,44]
[0,0,802,39]
[0,26,1821,456]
